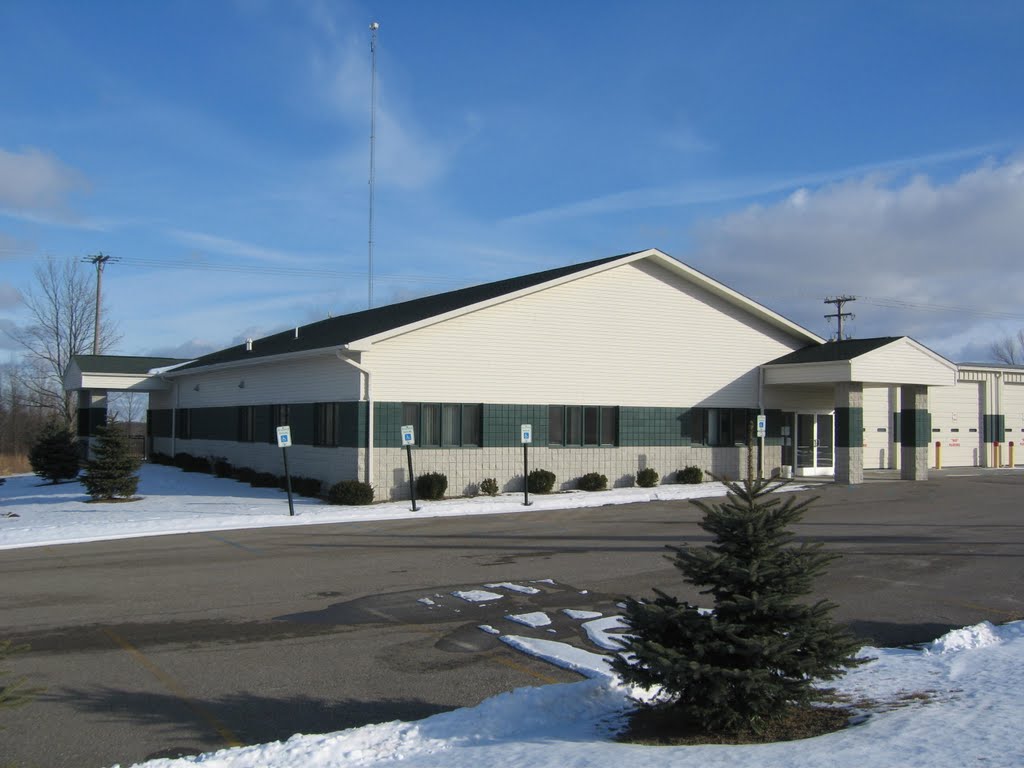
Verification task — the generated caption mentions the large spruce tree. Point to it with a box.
[614,477,865,735]
[28,421,81,484]
[80,425,140,501]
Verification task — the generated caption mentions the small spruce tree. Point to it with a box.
[28,422,81,484]
[81,424,141,501]
[614,477,865,735]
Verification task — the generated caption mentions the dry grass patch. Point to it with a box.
[0,453,31,476]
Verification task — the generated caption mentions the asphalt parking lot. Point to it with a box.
[2,469,1022,768]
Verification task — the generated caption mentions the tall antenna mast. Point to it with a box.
[367,21,380,309]
[824,295,856,341]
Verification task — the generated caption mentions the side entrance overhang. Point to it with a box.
[62,355,189,458]
[761,337,958,484]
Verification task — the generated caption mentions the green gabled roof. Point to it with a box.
[767,337,903,365]
[173,252,639,372]
[70,355,190,375]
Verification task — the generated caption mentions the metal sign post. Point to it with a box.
[276,426,295,517]
[401,425,418,511]
[521,424,532,506]
[756,414,767,480]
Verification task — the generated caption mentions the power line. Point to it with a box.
[858,296,1024,321]
[824,295,856,341]
[115,256,462,285]
[83,253,120,354]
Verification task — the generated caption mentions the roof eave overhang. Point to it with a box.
[163,347,341,378]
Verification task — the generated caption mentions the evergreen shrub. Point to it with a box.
[174,453,211,473]
[290,476,323,498]
[211,457,233,478]
[277,474,322,498]
[416,472,448,500]
[479,477,499,497]
[249,472,279,488]
[81,425,141,501]
[148,452,173,466]
[527,468,556,494]
[636,467,659,488]
[678,465,704,484]
[28,422,80,484]
[577,472,608,491]
[232,466,258,485]
[328,479,375,505]
[613,478,866,735]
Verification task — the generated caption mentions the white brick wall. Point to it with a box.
[372,444,781,500]
[152,436,784,501]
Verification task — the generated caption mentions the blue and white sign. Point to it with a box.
[401,425,415,446]
[756,414,767,438]
[276,426,292,448]
[521,424,532,444]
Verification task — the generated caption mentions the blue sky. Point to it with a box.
[1,0,1022,363]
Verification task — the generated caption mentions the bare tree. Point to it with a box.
[991,330,1024,366]
[7,258,120,427]
[0,361,48,467]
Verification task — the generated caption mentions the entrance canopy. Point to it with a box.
[762,336,957,387]
[761,337,958,484]
[63,355,189,393]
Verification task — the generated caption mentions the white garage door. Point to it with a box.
[929,381,983,467]
[1003,382,1024,462]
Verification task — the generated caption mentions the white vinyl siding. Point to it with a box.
[367,260,805,407]
[862,386,893,470]
[174,355,361,408]
[850,341,957,386]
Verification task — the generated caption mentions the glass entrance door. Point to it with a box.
[796,413,834,476]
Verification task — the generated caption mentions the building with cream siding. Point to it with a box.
[64,249,1024,500]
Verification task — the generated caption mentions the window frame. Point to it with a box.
[697,407,754,447]
[237,405,257,442]
[314,402,339,447]
[547,404,618,447]
[268,404,290,443]
[176,408,192,440]
[401,402,482,448]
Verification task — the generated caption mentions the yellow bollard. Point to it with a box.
[1010,441,1016,469]
[994,442,1002,468]
[934,440,942,470]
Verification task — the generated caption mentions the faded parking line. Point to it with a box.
[103,627,242,748]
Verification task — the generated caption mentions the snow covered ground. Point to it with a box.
[0,464,739,551]
[3,466,1021,768]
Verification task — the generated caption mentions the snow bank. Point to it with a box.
[120,621,1024,768]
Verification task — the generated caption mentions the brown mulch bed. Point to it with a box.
[616,703,856,746]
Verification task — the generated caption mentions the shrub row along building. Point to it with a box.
[64,249,1024,499]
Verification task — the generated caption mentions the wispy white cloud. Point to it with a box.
[0,282,21,310]
[309,15,452,190]
[503,144,1004,226]
[692,153,1024,360]
[0,146,89,221]
[167,228,308,265]
[0,317,23,351]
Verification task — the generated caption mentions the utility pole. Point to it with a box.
[824,295,856,341]
[367,21,380,310]
[83,253,117,354]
